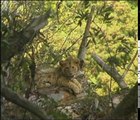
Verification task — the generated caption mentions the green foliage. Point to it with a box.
[1,0,137,104]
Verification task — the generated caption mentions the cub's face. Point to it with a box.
[59,57,83,78]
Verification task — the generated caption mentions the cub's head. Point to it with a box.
[59,56,84,78]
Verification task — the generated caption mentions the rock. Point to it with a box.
[47,91,65,102]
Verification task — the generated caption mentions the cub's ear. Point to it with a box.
[75,59,80,65]
[59,60,66,66]
[75,58,85,70]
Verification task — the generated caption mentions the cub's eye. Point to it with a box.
[65,67,69,70]
[71,66,75,69]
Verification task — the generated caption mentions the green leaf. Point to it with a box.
[107,56,120,66]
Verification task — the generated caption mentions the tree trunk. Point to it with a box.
[92,53,128,89]
[77,6,94,61]
[107,83,137,119]
[1,10,52,119]
[1,9,51,63]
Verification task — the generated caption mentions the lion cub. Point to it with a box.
[35,56,84,94]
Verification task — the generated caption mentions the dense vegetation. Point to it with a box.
[1,1,138,120]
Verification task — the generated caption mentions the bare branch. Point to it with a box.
[1,86,53,120]
[92,53,128,89]
[77,6,94,60]
[122,50,138,79]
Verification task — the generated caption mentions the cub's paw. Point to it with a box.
[72,79,83,92]
[73,87,82,95]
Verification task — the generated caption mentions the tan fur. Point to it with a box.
[35,56,83,94]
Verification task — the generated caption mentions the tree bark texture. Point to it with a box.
[77,6,94,61]
[92,53,128,89]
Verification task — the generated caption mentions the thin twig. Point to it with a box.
[60,25,79,51]
[122,50,138,79]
